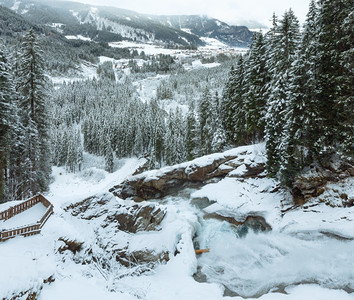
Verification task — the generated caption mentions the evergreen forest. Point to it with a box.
[0,0,352,202]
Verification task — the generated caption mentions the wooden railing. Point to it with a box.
[0,194,54,242]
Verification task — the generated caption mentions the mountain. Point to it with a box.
[0,0,253,47]
[150,15,253,47]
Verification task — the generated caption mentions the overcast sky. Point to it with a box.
[70,0,311,28]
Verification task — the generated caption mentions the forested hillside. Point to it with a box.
[221,0,353,185]
[0,0,352,202]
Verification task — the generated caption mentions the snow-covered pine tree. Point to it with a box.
[66,130,77,173]
[0,43,13,201]
[198,87,213,155]
[264,10,300,177]
[186,103,197,160]
[337,1,354,155]
[231,56,248,145]
[211,91,227,152]
[221,65,238,142]
[281,0,320,184]
[105,140,114,173]
[244,31,268,141]
[173,108,187,163]
[316,0,353,156]
[18,28,51,196]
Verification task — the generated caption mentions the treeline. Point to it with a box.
[50,78,226,172]
[0,29,51,201]
[155,62,233,103]
[221,0,353,185]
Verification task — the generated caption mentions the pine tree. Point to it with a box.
[281,0,320,184]
[0,43,13,201]
[186,103,197,160]
[221,65,237,141]
[244,32,268,141]
[211,92,226,152]
[17,29,51,196]
[105,140,114,173]
[315,0,353,156]
[337,1,354,155]
[198,88,213,154]
[264,10,300,177]
[231,56,247,145]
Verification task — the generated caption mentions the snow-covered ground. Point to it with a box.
[1,146,353,299]
[200,37,228,49]
[65,35,92,41]
[48,155,144,208]
[133,74,169,103]
[109,41,178,56]
[0,203,47,230]
[49,62,98,86]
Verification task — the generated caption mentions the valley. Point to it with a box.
[0,0,353,299]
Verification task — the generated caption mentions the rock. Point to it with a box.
[203,213,272,232]
[115,248,169,268]
[242,163,266,178]
[58,238,84,254]
[103,203,166,233]
[65,195,111,219]
[228,163,266,178]
[292,156,354,204]
[111,152,268,201]
[343,198,354,208]
[65,194,166,233]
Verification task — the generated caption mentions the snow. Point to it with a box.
[0,200,23,211]
[133,74,169,103]
[39,275,137,300]
[160,99,189,114]
[48,156,144,208]
[200,37,228,49]
[136,144,265,183]
[188,59,221,70]
[180,28,192,34]
[0,203,47,230]
[11,1,20,11]
[109,41,177,55]
[1,141,353,299]
[65,35,92,41]
[49,62,97,85]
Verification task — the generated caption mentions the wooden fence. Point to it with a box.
[0,194,54,242]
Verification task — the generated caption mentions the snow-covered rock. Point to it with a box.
[111,144,266,201]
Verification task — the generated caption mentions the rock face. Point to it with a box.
[64,194,169,272]
[292,156,354,205]
[115,248,169,268]
[66,194,166,233]
[58,238,84,254]
[102,204,166,233]
[111,155,237,201]
[203,213,272,232]
[110,147,266,201]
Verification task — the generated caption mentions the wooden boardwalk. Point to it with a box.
[0,194,53,242]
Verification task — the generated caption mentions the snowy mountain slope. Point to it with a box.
[0,144,352,299]
[150,14,253,47]
[0,0,253,47]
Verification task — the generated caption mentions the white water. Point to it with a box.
[196,218,354,297]
[163,188,354,298]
